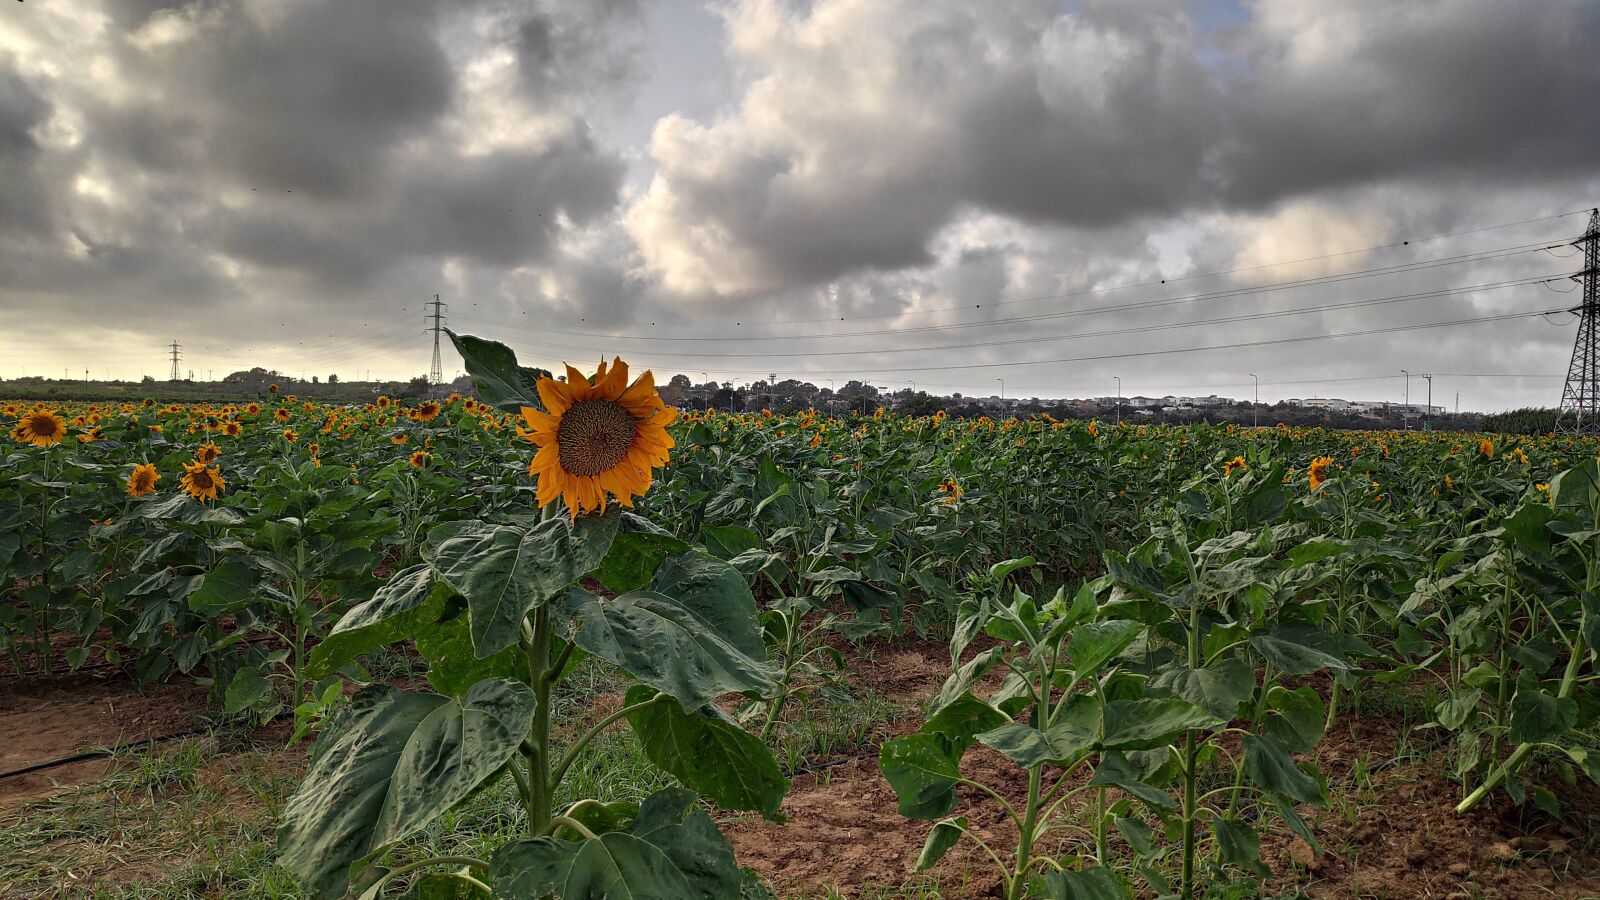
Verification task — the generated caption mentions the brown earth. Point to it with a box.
[5,633,1600,898]
[0,670,210,810]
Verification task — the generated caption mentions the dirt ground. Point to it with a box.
[4,636,1600,899]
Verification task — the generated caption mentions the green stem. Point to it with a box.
[1181,602,1202,900]
[1007,765,1043,900]
[524,606,554,833]
[549,693,668,792]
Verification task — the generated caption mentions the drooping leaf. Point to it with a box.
[880,732,963,819]
[278,681,533,900]
[976,694,1098,768]
[647,551,767,661]
[1242,734,1325,806]
[308,565,447,678]
[624,685,788,820]
[430,512,620,658]
[598,514,690,594]
[559,587,776,709]
[1211,816,1270,877]
[1041,867,1130,900]
[915,817,967,871]
[1263,685,1325,753]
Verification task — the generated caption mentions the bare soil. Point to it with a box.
[5,634,1600,898]
[0,670,209,810]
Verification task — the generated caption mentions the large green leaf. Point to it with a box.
[1211,816,1269,877]
[416,605,527,696]
[1100,698,1224,750]
[307,565,447,677]
[1264,685,1325,753]
[880,732,963,819]
[624,685,788,820]
[1149,657,1256,719]
[188,557,259,612]
[445,330,551,413]
[278,681,533,899]
[1041,867,1129,900]
[1065,619,1144,677]
[430,512,620,658]
[1249,626,1354,675]
[976,694,1098,768]
[1510,682,1578,744]
[646,551,767,661]
[490,788,748,899]
[598,514,690,594]
[559,587,776,709]
[1241,734,1325,806]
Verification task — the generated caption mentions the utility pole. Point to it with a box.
[1401,369,1410,431]
[1114,376,1121,426]
[168,341,182,381]
[1422,374,1433,431]
[426,294,447,395]
[1249,373,1259,429]
[996,377,1004,400]
[1557,209,1600,433]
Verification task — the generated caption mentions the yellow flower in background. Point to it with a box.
[1223,456,1247,477]
[391,433,408,445]
[414,400,442,422]
[126,463,160,496]
[13,409,67,447]
[409,450,430,468]
[180,460,225,501]
[223,421,242,438]
[1308,455,1334,490]
[195,441,222,464]
[520,357,676,516]
[1087,420,1100,438]
[283,429,299,443]
[1479,437,1494,459]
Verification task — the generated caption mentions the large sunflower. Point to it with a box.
[520,357,676,516]
[180,460,225,502]
[13,409,66,447]
[126,463,160,496]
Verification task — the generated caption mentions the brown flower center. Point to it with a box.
[557,399,638,476]
[190,470,213,490]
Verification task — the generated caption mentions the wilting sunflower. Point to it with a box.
[408,450,430,468]
[180,460,225,501]
[413,400,441,422]
[1308,455,1334,491]
[13,409,66,447]
[520,357,676,516]
[1478,437,1494,459]
[126,463,160,497]
[195,441,222,464]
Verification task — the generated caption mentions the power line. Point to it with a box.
[449,239,1564,345]
[455,275,1564,361]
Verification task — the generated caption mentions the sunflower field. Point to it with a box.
[3,332,1600,899]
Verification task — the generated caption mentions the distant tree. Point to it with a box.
[328,373,339,384]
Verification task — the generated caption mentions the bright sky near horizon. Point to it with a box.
[2,0,1598,411]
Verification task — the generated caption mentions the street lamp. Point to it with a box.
[1401,370,1410,431]
[1249,373,1258,429]
[1422,374,1433,432]
[996,377,1005,400]
[1113,376,1121,426]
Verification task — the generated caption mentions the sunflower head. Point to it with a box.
[180,460,225,502]
[414,400,441,422]
[126,462,160,496]
[1308,455,1335,490]
[13,409,66,447]
[409,450,430,468]
[223,421,242,438]
[195,441,222,464]
[1223,456,1247,477]
[521,357,677,517]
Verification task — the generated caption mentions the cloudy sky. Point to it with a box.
[2,0,1598,410]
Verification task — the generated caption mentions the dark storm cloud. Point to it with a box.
[514,0,645,100]
[627,0,1600,297]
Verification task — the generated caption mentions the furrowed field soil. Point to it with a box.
[4,633,1599,899]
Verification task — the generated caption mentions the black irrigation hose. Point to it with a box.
[0,724,214,782]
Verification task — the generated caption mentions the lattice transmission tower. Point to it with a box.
[1556,209,1600,434]
[168,340,182,381]
[426,294,447,392]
